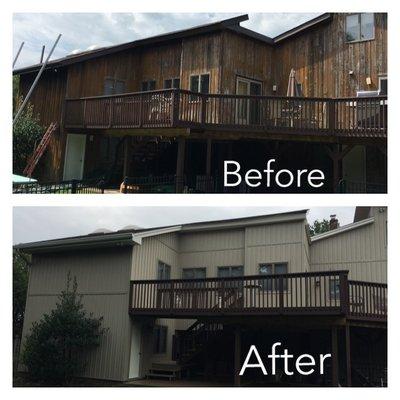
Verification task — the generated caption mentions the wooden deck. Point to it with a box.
[129,270,387,322]
[64,89,387,141]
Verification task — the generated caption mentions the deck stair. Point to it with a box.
[23,122,58,177]
[146,362,183,381]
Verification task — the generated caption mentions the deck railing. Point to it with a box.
[64,89,387,138]
[129,270,387,321]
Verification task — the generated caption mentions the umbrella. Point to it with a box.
[12,174,37,183]
[286,68,302,97]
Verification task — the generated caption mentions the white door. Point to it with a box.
[63,134,86,180]
[236,78,262,125]
[129,322,142,379]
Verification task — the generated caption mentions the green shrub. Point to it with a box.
[13,97,44,175]
[21,274,106,385]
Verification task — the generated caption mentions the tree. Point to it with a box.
[13,250,29,338]
[13,97,44,175]
[309,219,331,237]
[21,274,106,385]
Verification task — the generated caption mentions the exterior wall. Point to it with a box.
[220,30,274,95]
[273,13,387,97]
[310,207,387,283]
[21,247,133,381]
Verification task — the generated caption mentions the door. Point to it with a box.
[63,134,86,180]
[217,266,244,307]
[129,322,142,379]
[236,78,262,125]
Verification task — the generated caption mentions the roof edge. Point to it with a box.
[14,232,135,254]
[311,217,375,243]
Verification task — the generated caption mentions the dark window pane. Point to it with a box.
[173,78,180,89]
[149,80,156,91]
[259,264,272,291]
[200,74,210,94]
[190,75,199,92]
[164,79,172,89]
[361,13,374,40]
[141,81,148,92]
[115,80,125,94]
[104,78,114,95]
[346,14,360,42]
[379,78,387,95]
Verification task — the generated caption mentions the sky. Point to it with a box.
[13,206,355,244]
[13,13,321,68]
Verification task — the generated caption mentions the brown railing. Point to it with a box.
[64,89,387,138]
[129,271,387,321]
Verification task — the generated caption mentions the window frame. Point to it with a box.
[141,80,156,92]
[164,77,181,90]
[182,267,207,280]
[258,262,288,292]
[189,73,210,101]
[103,76,126,95]
[345,13,375,43]
[157,260,171,280]
[378,76,388,96]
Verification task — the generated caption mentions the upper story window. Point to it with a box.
[141,80,156,92]
[346,13,374,43]
[157,261,171,280]
[190,74,210,94]
[259,262,288,291]
[379,76,388,95]
[182,268,206,279]
[164,78,180,89]
[104,77,126,95]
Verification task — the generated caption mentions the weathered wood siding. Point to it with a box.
[310,207,387,283]
[20,247,133,381]
[220,30,274,95]
[273,13,387,97]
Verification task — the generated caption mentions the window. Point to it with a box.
[259,263,288,291]
[182,268,206,279]
[103,77,126,95]
[346,13,374,42]
[379,77,388,96]
[153,325,167,354]
[141,80,156,92]
[164,78,180,89]
[157,261,171,280]
[189,73,210,100]
[329,278,340,300]
[217,266,243,289]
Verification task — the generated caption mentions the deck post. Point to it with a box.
[234,326,242,386]
[176,137,186,193]
[331,326,339,386]
[345,324,352,387]
[325,145,354,192]
[123,136,132,179]
[205,139,212,191]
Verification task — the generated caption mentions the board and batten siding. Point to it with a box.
[310,208,387,283]
[21,247,133,381]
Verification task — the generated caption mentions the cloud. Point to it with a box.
[13,13,321,68]
[13,206,355,244]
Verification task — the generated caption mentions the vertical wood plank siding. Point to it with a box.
[21,248,133,381]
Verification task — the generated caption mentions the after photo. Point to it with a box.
[13,206,387,387]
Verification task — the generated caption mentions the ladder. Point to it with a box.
[23,122,58,177]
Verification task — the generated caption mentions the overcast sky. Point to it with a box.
[13,13,321,68]
[13,207,355,244]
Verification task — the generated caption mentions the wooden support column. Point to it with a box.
[123,136,131,179]
[345,324,352,387]
[234,326,241,387]
[176,137,186,193]
[331,326,339,387]
[325,145,354,192]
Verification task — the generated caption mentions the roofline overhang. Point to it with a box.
[14,232,135,254]
[13,14,249,76]
[311,217,375,243]
[131,225,182,244]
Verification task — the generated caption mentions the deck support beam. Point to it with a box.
[123,136,132,179]
[206,138,212,176]
[345,324,352,387]
[325,145,354,192]
[176,137,186,193]
[331,326,339,386]
[234,326,242,387]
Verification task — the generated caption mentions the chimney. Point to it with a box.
[329,214,339,230]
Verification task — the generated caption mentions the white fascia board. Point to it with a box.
[132,225,182,245]
[311,217,375,242]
